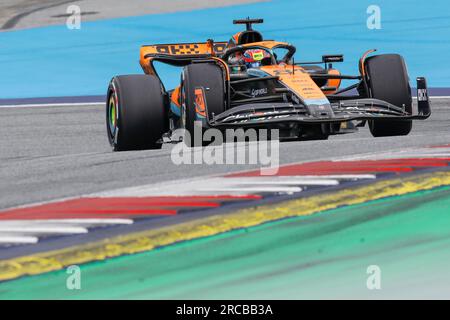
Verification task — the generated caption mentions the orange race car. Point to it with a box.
[106,18,431,150]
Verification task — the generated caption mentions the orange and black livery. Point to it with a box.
[106,18,431,150]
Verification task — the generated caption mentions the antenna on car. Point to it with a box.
[292,57,295,75]
[233,17,264,31]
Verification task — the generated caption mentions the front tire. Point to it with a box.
[106,75,168,151]
[365,54,413,137]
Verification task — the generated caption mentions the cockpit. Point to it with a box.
[224,19,296,74]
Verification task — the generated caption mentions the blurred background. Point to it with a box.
[0,0,449,99]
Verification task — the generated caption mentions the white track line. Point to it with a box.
[224,175,376,179]
[0,236,38,244]
[0,102,104,108]
[0,219,133,246]
[198,186,303,193]
[278,174,377,179]
[45,219,133,225]
[395,153,450,157]
[0,226,88,234]
[0,219,133,226]
[220,178,339,186]
[346,152,450,161]
[341,146,450,161]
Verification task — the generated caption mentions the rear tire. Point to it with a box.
[106,75,168,151]
[181,63,225,147]
[365,54,413,137]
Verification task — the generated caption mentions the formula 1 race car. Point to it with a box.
[106,18,431,150]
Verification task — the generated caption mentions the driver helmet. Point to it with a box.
[243,49,270,68]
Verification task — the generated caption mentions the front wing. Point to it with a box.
[207,78,431,128]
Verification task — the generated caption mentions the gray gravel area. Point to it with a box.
[0,0,266,30]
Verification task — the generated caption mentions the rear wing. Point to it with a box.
[140,41,228,64]
[140,41,228,76]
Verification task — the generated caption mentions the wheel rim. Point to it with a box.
[108,92,117,137]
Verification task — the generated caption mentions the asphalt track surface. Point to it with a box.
[0,99,449,211]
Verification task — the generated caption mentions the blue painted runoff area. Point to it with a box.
[0,0,449,99]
